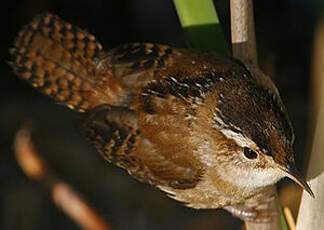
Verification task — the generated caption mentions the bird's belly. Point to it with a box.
[157,178,256,209]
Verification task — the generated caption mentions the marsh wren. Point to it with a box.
[10,13,313,221]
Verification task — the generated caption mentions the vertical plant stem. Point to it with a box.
[230,0,283,229]
[230,0,258,65]
[295,19,324,230]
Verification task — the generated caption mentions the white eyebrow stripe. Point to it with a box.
[220,128,256,148]
[213,111,227,128]
[213,110,256,148]
[213,110,242,131]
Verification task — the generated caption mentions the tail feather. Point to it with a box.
[10,13,107,112]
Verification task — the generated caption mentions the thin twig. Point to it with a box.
[14,127,112,230]
[230,0,282,229]
[283,207,296,230]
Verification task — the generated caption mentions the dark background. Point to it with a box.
[0,0,319,229]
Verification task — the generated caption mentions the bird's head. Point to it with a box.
[201,75,314,197]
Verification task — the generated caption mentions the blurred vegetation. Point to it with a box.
[0,0,319,229]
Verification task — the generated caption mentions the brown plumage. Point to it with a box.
[9,13,313,222]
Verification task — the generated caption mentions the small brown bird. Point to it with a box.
[10,13,313,221]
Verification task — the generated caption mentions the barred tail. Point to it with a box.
[9,13,108,112]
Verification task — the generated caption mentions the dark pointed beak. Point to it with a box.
[282,161,314,198]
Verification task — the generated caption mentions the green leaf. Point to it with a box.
[173,0,229,55]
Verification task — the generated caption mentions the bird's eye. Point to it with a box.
[243,147,258,160]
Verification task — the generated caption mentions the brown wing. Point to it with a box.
[97,42,249,90]
[93,42,176,89]
[80,105,203,189]
[9,13,126,112]
[9,13,249,112]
